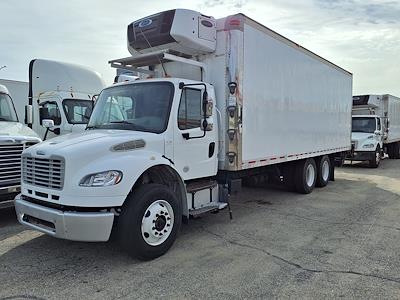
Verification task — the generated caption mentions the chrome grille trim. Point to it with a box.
[22,155,65,190]
[0,143,35,188]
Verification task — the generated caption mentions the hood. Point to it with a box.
[351,132,374,141]
[25,129,164,158]
[0,121,40,141]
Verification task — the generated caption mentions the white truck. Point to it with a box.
[15,9,352,260]
[1,59,105,140]
[349,94,400,167]
[0,84,41,208]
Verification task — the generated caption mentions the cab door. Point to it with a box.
[173,85,217,180]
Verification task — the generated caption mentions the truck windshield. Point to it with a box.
[62,99,93,124]
[87,82,174,133]
[0,93,18,122]
[352,117,376,133]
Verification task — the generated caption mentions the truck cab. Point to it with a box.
[27,59,106,140]
[350,115,384,167]
[0,84,41,208]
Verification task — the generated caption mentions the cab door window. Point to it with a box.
[43,102,61,125]
[377,118,381,131]
[178,88,202,130]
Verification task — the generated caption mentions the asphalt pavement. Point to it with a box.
[1,159,400,299]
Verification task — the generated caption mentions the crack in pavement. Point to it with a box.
[200,226,400,285]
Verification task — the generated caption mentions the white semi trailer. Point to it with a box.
[2,59,105,140]
[15,9,352,259]
[349,94,400,167]
[0,84,41,208]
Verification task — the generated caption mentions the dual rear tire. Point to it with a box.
[294,155,331,194]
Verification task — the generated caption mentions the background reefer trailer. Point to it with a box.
[351,94,400,162]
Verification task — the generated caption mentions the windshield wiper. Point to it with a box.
[109,120,149,131]
[110,120,134,124]
[0,117,11,121]
[74,112,90,120]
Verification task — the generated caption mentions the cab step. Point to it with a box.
[189,202,227,216]
[186,180,217,193]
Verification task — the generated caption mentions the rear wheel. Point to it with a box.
[369,146,381,168]
[117,183,182,260]
[316,155,331,187]
[294,158,317,194]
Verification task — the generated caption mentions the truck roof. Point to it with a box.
[221,13,352,77]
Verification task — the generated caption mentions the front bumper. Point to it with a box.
[347,150,375,161]
[14,195,114,242]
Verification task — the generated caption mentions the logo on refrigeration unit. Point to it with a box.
[138,19,153,28]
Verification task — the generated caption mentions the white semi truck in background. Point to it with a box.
[1,59,105,140]
[0,84,41,208]
[15,9,352,260]
[349,94,400,167]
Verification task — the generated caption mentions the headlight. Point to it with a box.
[79,170,123,187]
[362,143,375,148]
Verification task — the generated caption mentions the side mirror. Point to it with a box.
[25,105,33,125]
[42,119,55,129]
[202,91,213,117]
[201,119,213,131]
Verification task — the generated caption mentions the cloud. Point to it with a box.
[0,0,399,96]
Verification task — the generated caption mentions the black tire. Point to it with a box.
[369,146,381,168]
[316,155,331,187]
[117,183,182,260]
[294,158,317,194]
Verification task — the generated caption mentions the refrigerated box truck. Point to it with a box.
[350,94,400,167]
[0,84,40,208]
[2,59,105,140]
[15,9,353,259]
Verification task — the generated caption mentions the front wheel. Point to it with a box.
[369,146,381,168]
[117,183,182,260]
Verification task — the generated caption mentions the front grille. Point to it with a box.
[0,143,34,188]
[22,156,65,190]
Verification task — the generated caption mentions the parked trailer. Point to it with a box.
[350,94,400,167]
[15,9,352,259]
[0,84,40,208]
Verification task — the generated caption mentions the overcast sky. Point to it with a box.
[1,0,399,95]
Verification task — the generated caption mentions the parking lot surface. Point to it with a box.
[1,160,400,299]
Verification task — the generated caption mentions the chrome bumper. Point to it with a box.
[14,195,114,242]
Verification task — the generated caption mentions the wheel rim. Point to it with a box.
[141,200,174,246]
[376,151,380,164]
[321,160,330,182]
[306,163,315,187]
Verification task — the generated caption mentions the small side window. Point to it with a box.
[377,118,381,131]
[43,102,61,125]
[178,88,202,130]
